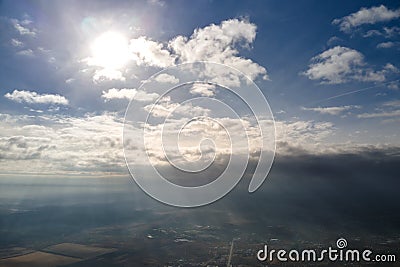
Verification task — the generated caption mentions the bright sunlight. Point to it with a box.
[90,31,130,69]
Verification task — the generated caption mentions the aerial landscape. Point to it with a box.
[0,0,399,266]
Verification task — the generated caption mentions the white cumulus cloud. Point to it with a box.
[16,49,34,57]
[189,83,216,97]
[377,41,399,49]
[102,88,159,102]
[333,5,400,33]
[10,38,24,47]
[302,46,392,84]
[129,36,176,68]
[168,18,268,80]
[4,90,69,105]
[92,69,125,83]
[10,18,37,36]
[154,73,179,84]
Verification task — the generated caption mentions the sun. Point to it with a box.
[90,31,130,69]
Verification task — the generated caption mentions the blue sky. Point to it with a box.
[0,0,399,176]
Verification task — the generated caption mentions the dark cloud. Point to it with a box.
[214,146,400,238]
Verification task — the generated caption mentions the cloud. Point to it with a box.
[4,90,69,105]
[358,110,400,119]
[382,26,400,37]
[254,146,400,229]
[129,36,176,68]
[387,81,400,90]
[147,0,165,7]
[302,46,392,84]
[65,78,75,84]
[383,100,400,107]
[383,63,400,73]
[92,69,125,83]
[154,73,179,84]
[275,120,335,155]
[102,88,159,102]
[377,41,399,49]
[301,105,361,115]
[144,99,210,118]
[0,136,48,161]
[83,18,268,83]
[168,18,268,80]
[363,29,382,38]
[0,109,396,177]
[326,36,342,46]
[363,26,400,38]
[333,5,400,33]
[10,38,23,47]
[16,49,34,57]
[0,112,126,175]
[189,83,216,97]
[358,99,400,118]
[10,18,37,36]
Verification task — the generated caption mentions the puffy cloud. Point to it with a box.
[129,36,176,68]
[92,68,125,83]
[168,18,268,80]
[16,49,34,57]
[10,38,23,47]
[388,82,400,90]
[0,135,50,161]
[301,105,361,115]
[333,5,400,33]
[189,83,216,97]
[154,73,179,84]
[377,41,399,49]
[4,90,69,105]
[10,18,37,36]
[303,46,363,84]
[102,88,159,102]
[383,63,400,73]
[302,46,391,84]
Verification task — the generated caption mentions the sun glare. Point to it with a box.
[90,31,130,69]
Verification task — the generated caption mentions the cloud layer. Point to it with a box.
[302,105,361,115]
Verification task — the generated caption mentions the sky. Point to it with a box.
[0,0,399,178]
